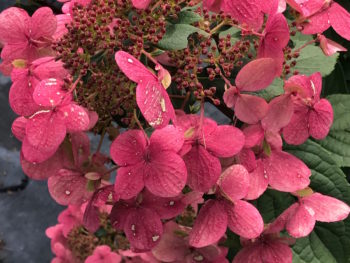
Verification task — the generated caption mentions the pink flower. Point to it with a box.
[189,165,264,248]
[223,58,279,124]
[296,1,350,41]
[176,114,244,192]
[269,192,350,238]
[115,51,175,128]
[110,125,187,199]
[110,190,186,251]
[9,57,67,117]
[152,221,229,263]
[0,7,56,62]
[57,204,84,237]
[22,78,91,163]
[258,14,290,74]
[283,72,334,145]
[318,34,347,56]
[85,245,122,263]
[130,0,152,9]
[233,223,294,263]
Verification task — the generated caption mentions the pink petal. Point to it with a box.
[319,35,347,56]
[203,0,224,13]
[288,0,324,17]
[110,130,147,166]
[261,94,294,132]
[266,203,298,234]
[131,0,152,9]
[223,86,238,108]
[260,240,293,263]
[48,169,92,205]
[152,221,189,262]
[0,7,29,43]
[142,190,185,219]
[20,149,63,180]
[149,125,184,153]
[282,102,310,145]
[236,148,257,172]
[86,246,122,263]
[53,14,71,40]
[33,78,66,107]
[226,199,264,239]
[242,124,264,148]
[329,3,350,41]
[219,164,250,202]
[260,0,279,14]
[205,125,245,157]
[309,99,333,140]
[70,132,90,168]
[302,10,330,34]
[26,111,66,153]
[235,94,268,124]
[245,160,269,200]
[21,137,58,163]
[223,0,263,30]
[110,201,131,230]
[11,117,27,141]
[115,165,145,200]
[32,57,68,80]
[144,150,187,197]
[183,145,221,192]
[189,200,227,248]
[265,130,283,151]
[263,151,311,192]
[236,58,278,92]
[286,203,316,238]
[284,74,314,99]
[263,13,290,49]
[9,78,40,116]
[30,7,57,39]
[124,207,163,251]
[302,193,350,222]
[233,244,262,263]
[87,111,99,130]
[115,51,156,83]
[59,103,90,132]
[309,72,323,99]
[136,81,175,128]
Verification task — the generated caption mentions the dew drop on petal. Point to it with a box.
[193,255,204,261]
[65,190,71,195]
[152,235,160,242]
[169,201,175,206]
[127,58,133,63]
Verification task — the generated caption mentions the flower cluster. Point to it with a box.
[1,0,350,262]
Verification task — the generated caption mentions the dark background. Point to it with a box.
[0,1,63,262]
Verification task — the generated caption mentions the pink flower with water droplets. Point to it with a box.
[115,51,175,128]
[319,34,347,56]
[110,125,187,199]
[269,192,350,238]
[176,114,244,192]
[223,58,279,124]
[283,72,334,145]
[189,165,264,248]
[0,7,56,63]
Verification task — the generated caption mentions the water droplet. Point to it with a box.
[65,190,71,195]
[169,201,175,206]
[160,98,166,112]
[152,235,160,242]
[127,58,133,63]
[128,171,132,175]
[131,224,135,231]
[263,170,268,179]
[194,255,204,261]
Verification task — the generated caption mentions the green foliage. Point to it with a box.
[293,45,338,77]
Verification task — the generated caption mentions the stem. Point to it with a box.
[181,91,191,110]
[293,39,317,53]
[210,20,228,35]
[133,110,149,143]
[102,166,119,176]
[228,22,264,37]
[141,49,158,65]
[96,129,106,153]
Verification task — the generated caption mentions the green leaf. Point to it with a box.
[158,24,203,50]
[293,45,338,77]
[285,140,350,263]
[255,189,295,223]
[254,77,284,101]
[176,11,201,24]
[327,94,350,131]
